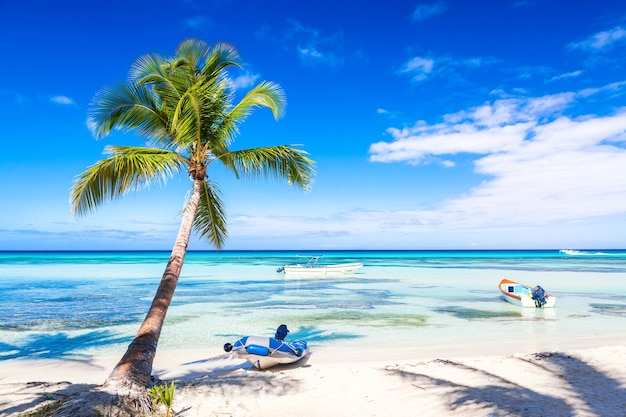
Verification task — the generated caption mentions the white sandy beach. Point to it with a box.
[2,342,626,417]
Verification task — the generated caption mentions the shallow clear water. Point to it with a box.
[1,250,625,361]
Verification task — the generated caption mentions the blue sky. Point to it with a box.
[1,0,625,250]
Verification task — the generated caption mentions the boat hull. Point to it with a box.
[282,262,363,277]
[499,278,556,308]
[226,335,308,369]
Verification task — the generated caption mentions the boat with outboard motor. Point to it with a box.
[223,324,308,369]
[498,278,556,308]
[277,255,363,277]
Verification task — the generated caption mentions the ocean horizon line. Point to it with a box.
[2,248,625,253]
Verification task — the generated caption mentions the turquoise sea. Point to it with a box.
[1,250,626,362]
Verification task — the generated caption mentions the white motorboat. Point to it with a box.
[277,256,363,277]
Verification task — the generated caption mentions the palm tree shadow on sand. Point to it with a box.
[384,352,626,416]
[519,352,626,417]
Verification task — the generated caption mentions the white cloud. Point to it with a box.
[367,87,626,232]
[412,2,447,22]
[50,95,74,105]
[441,160,455,167]
[399,56,435,82]
[568,26,626,52]
[373,92,576,164]
[230,69,260,90]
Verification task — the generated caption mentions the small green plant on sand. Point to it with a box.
[148,381,176,417]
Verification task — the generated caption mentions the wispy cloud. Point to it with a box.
[377,107,403,120]
[399,56,435,82]
[285,19,350,67]
[0,90,29,107]
[182,15,212,30]
[548,70,583,82]
[256,19,356,68]
[412,1,447,22]
[578,80,626,97]
[513,0,534,8]
[398,55,496,84]
[50,95,74,105]
[0,226,177,250]
[568,26,626,52]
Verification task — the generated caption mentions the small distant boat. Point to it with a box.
[277,255,363,277]
[560,249,584,255]
[224,325,308,369]
[560,249,611,256]
[498,278,556,308]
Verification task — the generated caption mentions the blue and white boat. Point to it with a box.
[224,325,308,369]
[499,278,557,308]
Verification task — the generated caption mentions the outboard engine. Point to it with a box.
[275,324,289,341]
[531,285,547,308]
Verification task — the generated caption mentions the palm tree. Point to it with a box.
[70,39,315,393]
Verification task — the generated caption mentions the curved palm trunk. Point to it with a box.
[105,179,203,389]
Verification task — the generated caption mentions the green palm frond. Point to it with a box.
[71,146,187,217]
[169,79,230,155]
[173,39,212,74]
[197,81,231,150]
[192,180,227,249]
[212,81,285,151]
[129,53,170,85]
[130,53,184,112]
[229,81,286,123]
[172,77,225,148]
[87,83,172,143]
[200,42,242,79]
[220,146,315,190]
[172,88,203,147]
